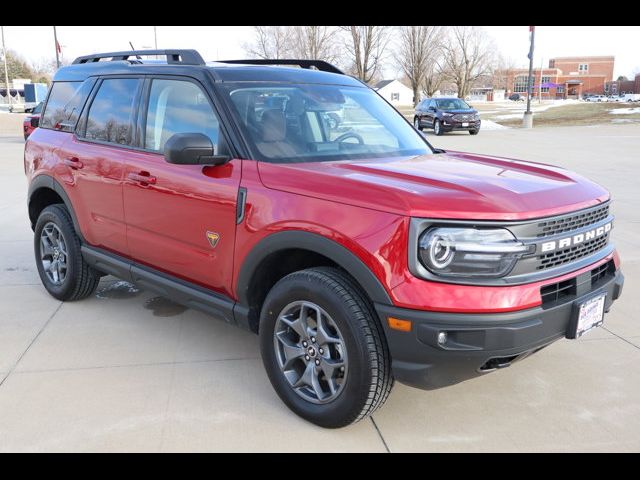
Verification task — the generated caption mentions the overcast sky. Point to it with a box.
[3,25,639,79]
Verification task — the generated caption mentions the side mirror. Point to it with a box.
[30,116,40,128]
[163,133,229,166]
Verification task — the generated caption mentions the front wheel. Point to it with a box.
[469,129,479,135]
[259,267,393,428]
[413,116,422,131]
[434,119,443,136]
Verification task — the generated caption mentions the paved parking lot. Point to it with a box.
[1,125,639,452]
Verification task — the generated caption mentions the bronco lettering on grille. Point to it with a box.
[540,222,611,253]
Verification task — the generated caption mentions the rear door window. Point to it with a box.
[40,80,94,131]
[84,78,141,146]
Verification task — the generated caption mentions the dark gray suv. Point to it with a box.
[414,97,480,135]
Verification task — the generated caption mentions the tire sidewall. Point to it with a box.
[260,274,373,427]
[34,206,80,299]
[434,120,442,135]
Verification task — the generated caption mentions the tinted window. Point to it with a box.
[85,78,140,145]
[224,83,431,163]
[435,98,471,110]
[32,102,43,114]
[144,79,220,152]
[41,81,93,130]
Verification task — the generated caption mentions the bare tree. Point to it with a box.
[340,26,390,84]
[243,26,294,59]
[396,26,442,106]
[291,26,340,63]
[440,26,495,98]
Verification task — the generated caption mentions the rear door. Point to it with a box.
[122,76,241,297]
[65,77,143,254]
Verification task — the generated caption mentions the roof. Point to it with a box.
[374,80,395,89]
[53,59,364,87]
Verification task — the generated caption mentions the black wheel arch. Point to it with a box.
[28,174,84,241]
[236,231,393,331]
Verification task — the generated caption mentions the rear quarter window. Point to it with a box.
[40,80,95,131]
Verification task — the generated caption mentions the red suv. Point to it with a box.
[24,50,624,428]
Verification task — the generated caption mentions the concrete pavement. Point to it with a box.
[1,124,639,452]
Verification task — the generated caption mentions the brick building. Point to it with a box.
[606,73,640,95]
[504,56,615,99]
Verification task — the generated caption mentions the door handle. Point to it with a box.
[128,171,157,185]
[63,157,83,169]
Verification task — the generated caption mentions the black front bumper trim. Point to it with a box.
[375,268,624,390]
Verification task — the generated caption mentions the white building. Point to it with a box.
[374,80,414,106]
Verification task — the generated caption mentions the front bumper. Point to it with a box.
[441,119,481,131]
[375,267,624,390]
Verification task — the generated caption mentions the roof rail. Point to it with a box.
[217,59,344,75]
[72,49,205,66]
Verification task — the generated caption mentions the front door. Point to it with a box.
[123,77,240,297]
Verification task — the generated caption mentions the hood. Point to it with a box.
[257,152,609,220]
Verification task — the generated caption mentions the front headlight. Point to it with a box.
[474,113,480,120]
[442,112,453,117]
[418,227,531,278]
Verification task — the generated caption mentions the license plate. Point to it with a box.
[461,122,469,127]
[570,293,606,338]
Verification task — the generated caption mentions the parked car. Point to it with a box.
[621,94,640,103]
[586,95,606,102]
[508,93,525,102]
[414,97,481,135]
[24,49,624,428]
[23,101,43,140]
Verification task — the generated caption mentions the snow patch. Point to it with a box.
[481,119,509,130]
[609,107,640,115]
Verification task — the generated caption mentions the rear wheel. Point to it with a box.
[34,204,101,301]
[259,267,393,428]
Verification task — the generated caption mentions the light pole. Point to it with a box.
[153,26,158,49]
[523,26,535,128]
[1,26,11,106]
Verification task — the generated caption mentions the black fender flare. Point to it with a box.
[28,174,84,240]
[236,230,393,307]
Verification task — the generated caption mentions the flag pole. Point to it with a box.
[53,26,60,68]
[1,26,11,106]
[523,26,535,128]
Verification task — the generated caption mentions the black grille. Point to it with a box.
[591,260,614,286]
[540,260,614,306]
[536,204,609,238]
[540,278,576,304]
[537,234,609,270]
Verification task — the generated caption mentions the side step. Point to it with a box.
[81,246,248,328]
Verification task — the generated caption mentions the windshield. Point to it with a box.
[435,98,471,110]
[222,83,431,163]
[32,102,43,114]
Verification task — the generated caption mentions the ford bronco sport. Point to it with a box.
[24,50,624,428]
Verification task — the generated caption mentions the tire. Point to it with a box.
[469,129,479,135]
[34,204,101,301]
[259,267,393,428]
[413,116,422,131]
[434,119,443,136]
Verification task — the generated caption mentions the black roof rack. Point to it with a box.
[217,59,344,75]
[72,49,205,66]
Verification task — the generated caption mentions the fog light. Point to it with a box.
[437,331,447,345]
